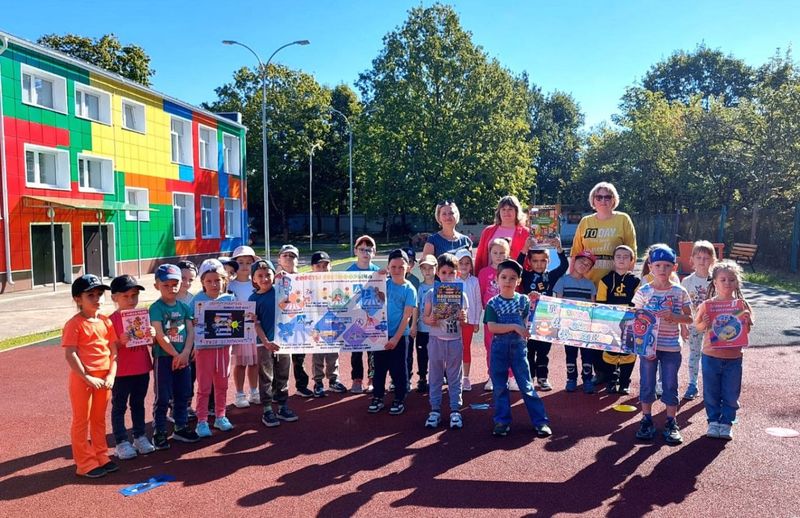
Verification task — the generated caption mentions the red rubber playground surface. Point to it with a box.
[1,338,798,517]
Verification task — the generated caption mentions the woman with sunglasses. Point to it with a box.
[421,201,473,258]
[570,182,637,284]
[473,195,530,274]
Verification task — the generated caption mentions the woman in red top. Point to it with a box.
[474,195,529,274]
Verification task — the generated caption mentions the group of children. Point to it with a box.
[62,233,751,478]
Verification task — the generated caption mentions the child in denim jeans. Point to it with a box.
[632,245,693,445]
[693,260,753,441]
[484,259,551,438]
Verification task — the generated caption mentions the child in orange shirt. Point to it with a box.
[62,274,119,478]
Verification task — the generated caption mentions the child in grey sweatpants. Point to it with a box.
[422,253,469,430]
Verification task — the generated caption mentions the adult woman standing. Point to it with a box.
[421,201,473,258]
[570,182,637,284]
[473,195,529,274]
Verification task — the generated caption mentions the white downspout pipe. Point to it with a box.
[0,36,14,285]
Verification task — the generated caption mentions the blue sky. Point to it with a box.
[3,0,798,127]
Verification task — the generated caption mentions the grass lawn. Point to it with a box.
[744,266,800,293]
[0,328,60,352]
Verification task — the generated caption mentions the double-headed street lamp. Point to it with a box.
[222,39,310,260]
[327,107,354,253]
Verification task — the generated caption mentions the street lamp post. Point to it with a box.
[222,39,310,260]
[309,142,322,251]
[328,108,353,252]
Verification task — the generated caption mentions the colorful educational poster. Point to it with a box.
[529,295,658,356]
[529,205,561,246]
[120,308,151,348]
[707,299,750,348]
[194,300,256,347]
[274,271,389,353]
[432,281,463,320]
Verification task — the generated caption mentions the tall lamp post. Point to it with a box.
[222,39,310,260]
[328,108,353,253]
[309,142,322,251]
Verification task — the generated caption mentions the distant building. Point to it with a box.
[0,31,248,292]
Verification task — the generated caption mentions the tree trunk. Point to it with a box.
[749,203,759,245]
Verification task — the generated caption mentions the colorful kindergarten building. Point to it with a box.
[0,31,248,292]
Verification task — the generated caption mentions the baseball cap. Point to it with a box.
[419,254,437,267]
[311,251,331,265]
[497,259,523,277]
[575,250,597,266]
[454,249,473,262]
[401,246,416,262]
[110,274,145,294]
[387,248,409,263]
[354,235,376,249]
[649,245,677,264]
[155,264,182,282]
[198,259,225,277]
[252,259,276,273]
[279,244,299,257]
[231,245,257,259]
[71,274,111,298]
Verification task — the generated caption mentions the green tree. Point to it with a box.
[37,33,154,86]
[355,4,535,233]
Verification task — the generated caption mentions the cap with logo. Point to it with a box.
[155,264,182,282]
[71,274,111,297]
[110,274,145,294]
[311,251,331,265]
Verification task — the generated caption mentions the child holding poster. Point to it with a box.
[414,254,437,393]
[108,275,156,460]
[632,245,693,445]
[694,260,753,441]
[310,251,348,397]
[680,240,717,400]
[484,260,551,438]
[348,235,381,394]
[422,253,468,429]
[229,245,262,407]
[478,238,514,392]
[192,259,236,438]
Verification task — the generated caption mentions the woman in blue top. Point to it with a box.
[421,201,473,258]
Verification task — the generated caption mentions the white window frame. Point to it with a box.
[222,133,241,175]
[24,144,70,190]
[173,192,195,240]
[74,83,112,125]
[170,116,193,166]
[125,187,150,222]
[20,64,68,113]
[121,98,146,133]
[224,198,242,238]
[200,195,220,238]
[77,153,114,194]
[198,124,217,170]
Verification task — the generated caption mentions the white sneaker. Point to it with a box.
[508,378,520,391]
[462,377,472,391]
[115,440,137,460]
[484,378,493,392]
[248,390,261,405]
[425,411,441,429]
[133,435,156,455]
[706,422,721,439]
[718,423,733,440]
[234,392,250,408]
[449,411,463,429]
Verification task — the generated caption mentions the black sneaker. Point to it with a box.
[153,431,170,450]
[313,382,327,398]
[417,379,428,393]
[663,419,683,445]
[296,387,314,398]
[172,427,200,443]
[492,423,511,437]
[618,385,631,395]
[536,424,553,438]
[80,466,107,478]
[262,409,281,427]
[187,407,197,420]
[389,400,405,415]
[101,461,119,473]
[329,381,348,393]
[635,417,656,441]
[367,397,385,413]
[606,383,619,394]
[277,406,298,422]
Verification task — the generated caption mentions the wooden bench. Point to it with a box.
[729,243,759,272]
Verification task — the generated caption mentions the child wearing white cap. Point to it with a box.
[229,245,260,407]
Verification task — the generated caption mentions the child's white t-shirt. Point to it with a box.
[228,279,255,301]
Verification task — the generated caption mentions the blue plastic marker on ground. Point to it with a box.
[469,403,490,410]
[119,475,176,496]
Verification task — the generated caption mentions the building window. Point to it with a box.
[125,187,150,221]
[21,64,67,113]
[24,144,70,189]
[173,193,195,239]
[77,154,114,194]
[74,84,111,125]
[170,117,192,165]
[122,98,146,133]
[201,196,220,238]
[198,125,217,170]
[224,198,242,238]
[222,134,240,175]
